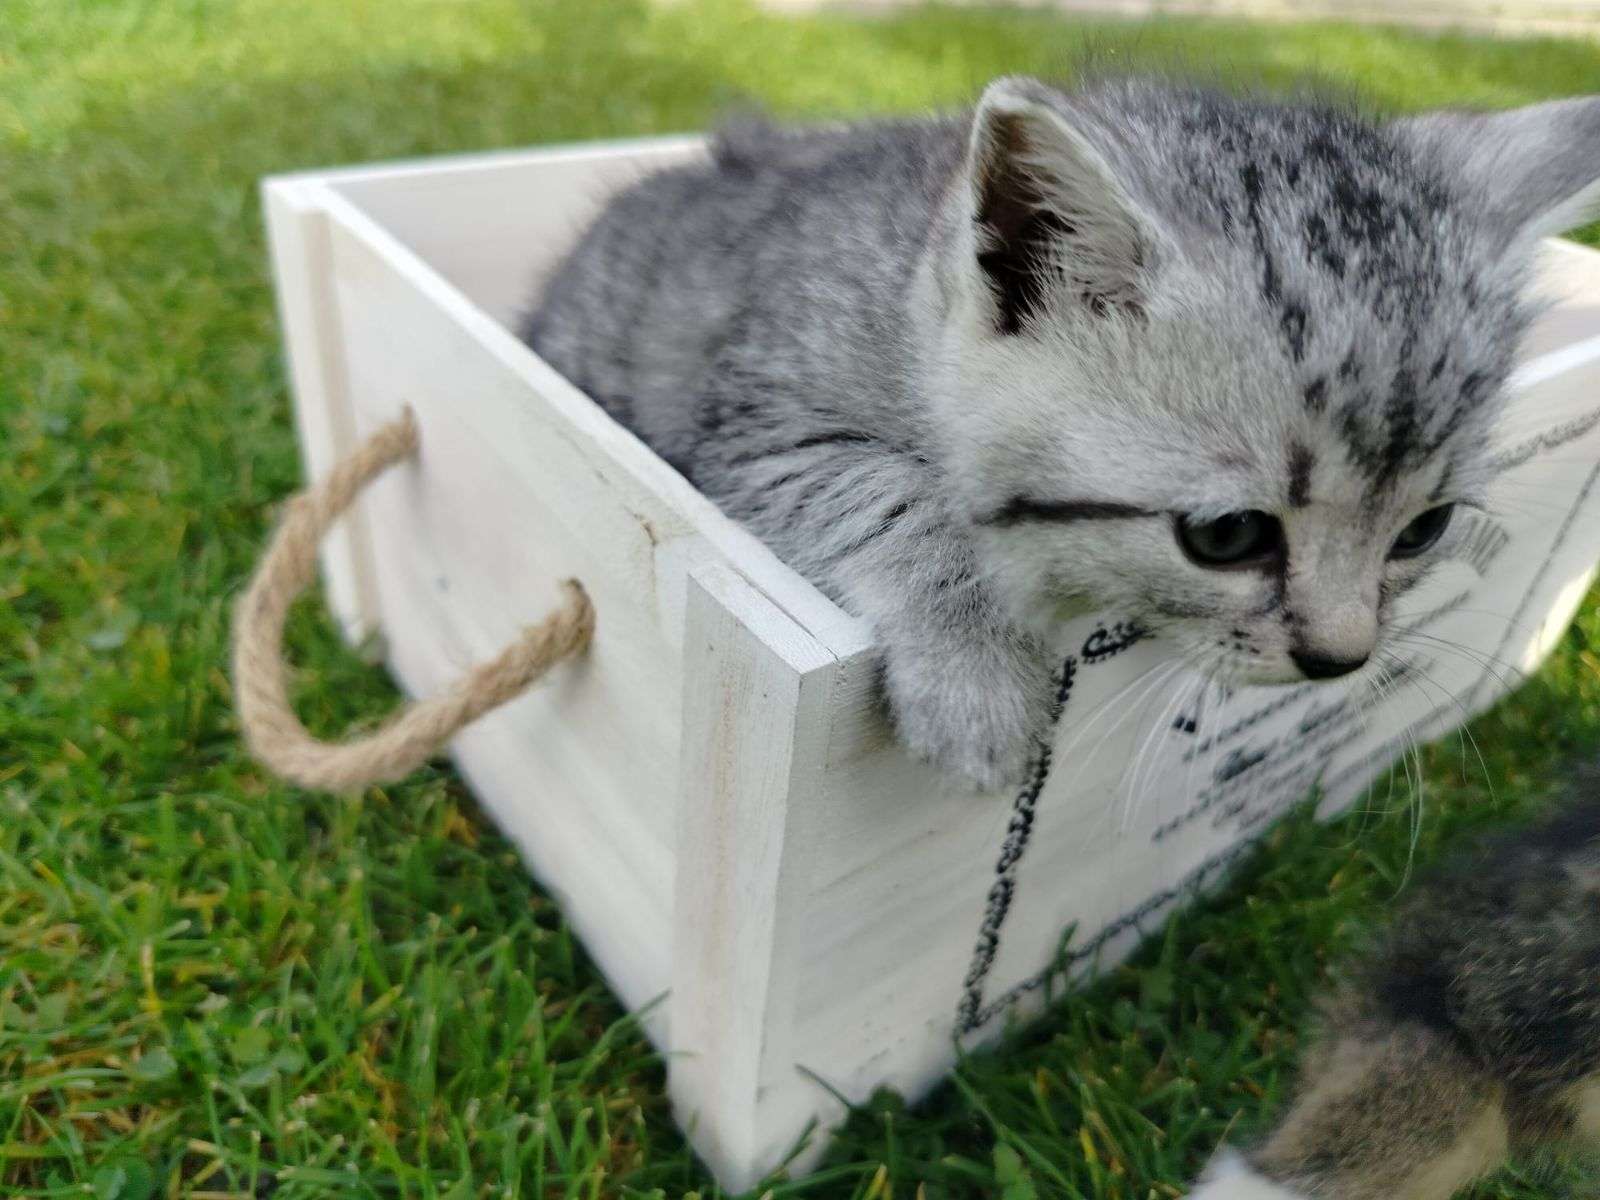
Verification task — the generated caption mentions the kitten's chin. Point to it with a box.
[1230,663,1314,687]
[1011,592,1099,644]
[1200,656,1356,689]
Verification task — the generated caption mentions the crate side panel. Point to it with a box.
[263,181,381,644]
[778,668,1009,1113]
[331,139,709,329]
[669,562,843,1189]
[324,214,690,1008]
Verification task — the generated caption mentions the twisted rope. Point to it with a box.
[232,408,594,791]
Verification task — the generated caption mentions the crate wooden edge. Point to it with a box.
[673,562,876,1187]
[263,178,382,644]
[260,154,876,1189]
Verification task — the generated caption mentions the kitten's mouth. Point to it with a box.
[1288,651,1370,681]
[1166,621,1378,689]
[1226,664,1303,687]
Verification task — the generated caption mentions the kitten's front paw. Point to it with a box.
[885,641,1053,793]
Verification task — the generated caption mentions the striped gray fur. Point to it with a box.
[524,77,1600,789]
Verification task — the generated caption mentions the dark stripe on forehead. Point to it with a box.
[1423,402,1473,459]
[1287,442,1315,507]
[1380,366,1422,478]
[1460,370,1492,407]
[1302,213,1346,278]
[1238,164,1279,305]
[1337,364,1428,481]
[977,497,1157,527]
[1429,463,1454,504]
[1239,162,1317,364]
[1281,303,1308,362]
[1333,350,1510,482]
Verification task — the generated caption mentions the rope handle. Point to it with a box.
[231,408,595,792]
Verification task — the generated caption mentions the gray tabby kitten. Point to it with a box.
[524,77,1600,789]
[1192,798,1600,1200]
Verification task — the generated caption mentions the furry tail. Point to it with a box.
[1193,797,1600,1199]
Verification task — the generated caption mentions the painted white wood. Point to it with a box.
[264,135,1600,1192]
[670,561,850,1189]
[317,156,867,657]
[317,200,691,1015]
[329,137,709,329]
[262,180,381,644]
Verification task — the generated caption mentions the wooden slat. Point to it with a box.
[670,562,847,1189]
[262,180,381,644]
[317,201,697,1009]
[329,138,709,328]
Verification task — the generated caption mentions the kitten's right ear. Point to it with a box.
[965,77,1157,334]
[1391,96,1600,247]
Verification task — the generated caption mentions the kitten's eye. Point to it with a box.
[1389,504,1454,559]
[1176,511,1281,567]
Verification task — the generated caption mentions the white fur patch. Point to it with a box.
[1187,1150,1310,1200]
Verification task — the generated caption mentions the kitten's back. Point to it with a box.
[521,116,963,482]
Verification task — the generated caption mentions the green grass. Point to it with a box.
[5,1,1600,1196]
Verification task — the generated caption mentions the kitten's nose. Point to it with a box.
[1290,649,1368,680]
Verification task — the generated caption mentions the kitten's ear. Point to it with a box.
[1391,97,1600,246]
[966,76,1156,333]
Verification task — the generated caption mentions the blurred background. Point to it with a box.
[5,1,1600,1197]
[767,0,1600,36]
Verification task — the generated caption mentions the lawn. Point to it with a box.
[5,1,1600,1196]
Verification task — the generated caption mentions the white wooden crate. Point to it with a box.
[263,137,1600,1191]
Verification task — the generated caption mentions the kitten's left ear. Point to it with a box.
[1391,96,1600,246]
[965,76,1160,333]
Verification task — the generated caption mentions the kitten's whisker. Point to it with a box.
[1389,608,1537,648]
[1061,658,1190,836]
[1388,626,1520,679]
[1375,648,1433,880]
[1343,655,1390,839]
[1121,651,1206,834]
[1103,657,1193,829]
[1175,663,1215,823]
[1389,630,1523,693]
[1054,655,1184,769]
[1402,659,1497,803]
[1367,657,1416,823]
[1442,606,1555,640]
[1392,670,1437,883]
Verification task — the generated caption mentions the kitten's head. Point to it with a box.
[926,76,1600,684]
